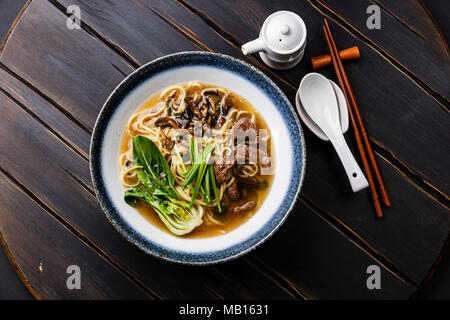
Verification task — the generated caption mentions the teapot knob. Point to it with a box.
[280,24,290,35]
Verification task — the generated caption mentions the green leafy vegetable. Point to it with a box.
[191,136,198,163]
[185,143,215,208]
[124,186,202,236]
[174,144,187,173]
[209,165,221,213]
[125,136,204,236]
[123,135,225,235]
[204,165,211,204]
[132,136,176,199]
[183,142,215,189]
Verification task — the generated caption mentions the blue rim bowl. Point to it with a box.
[90,51,306,265]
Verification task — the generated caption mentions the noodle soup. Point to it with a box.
[119,82,274,238]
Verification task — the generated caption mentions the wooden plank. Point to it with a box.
[0,0,443,297]
[0,0,134,129]
[0,1,298,298]
[0,84,297,299]
[376,0,448,39]
[51,0,200,65]
[315,0,450,100]
[130,0,450,284]
[0,182,148,300]
[54,0,296,96]
[0,116,149,299]
[253,199,416,299]
[302,139,450,283]
[0,234,33,299]
[0,4,418,300]
[179,0,450,196]
[0,84,415,299]
[0,67,90,159]
[51,0,448,198]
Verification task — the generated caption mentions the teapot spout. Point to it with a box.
[241,38,265,55]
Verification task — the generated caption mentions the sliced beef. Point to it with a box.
[235,144,258,164]
[227,180,240,201]
[234,118,258,133]
[234,201,257,214]
[222,180,240,206]
[233,118,259,144]
[234,143,272,165]
[238,174,258,185]
[213,155,236,184]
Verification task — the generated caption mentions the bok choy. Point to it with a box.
[132,135,176,199]
[124,136,203,235]
[124,186,202,236]
[182,138,216,208]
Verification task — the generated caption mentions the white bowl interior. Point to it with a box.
[100,65,293,253]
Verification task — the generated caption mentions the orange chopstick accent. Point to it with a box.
[323,22,385,218]
[311,46,360,70]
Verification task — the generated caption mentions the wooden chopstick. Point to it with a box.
[322,20,384,218]
[323,19,391,208]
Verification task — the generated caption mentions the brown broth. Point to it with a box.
[119,82,275,238]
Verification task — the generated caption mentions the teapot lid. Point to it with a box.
[262,11,306,54]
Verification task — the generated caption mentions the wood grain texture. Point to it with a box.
[315,0,450,100]
[0,0,134,130]
[139,0,450,283]
[0,72,415,299]
[0,0,447,299]
[0,0,420,299]
[0,72,298,299]
[50,0,450,199]
[54,0,296,94]
[253,199,416,299]
[0,180,148,300]
[181,0,450,196]
[0,67,90,159]
[0,234,33,299]
[0,0,29,53]
[54,0,200,66]
[0,97,149,299]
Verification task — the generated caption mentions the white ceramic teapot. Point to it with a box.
[241,11,307,70]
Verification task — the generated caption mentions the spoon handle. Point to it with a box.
[329,132,369,192]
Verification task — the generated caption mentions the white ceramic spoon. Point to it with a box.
[296,79,348,141]
[299,72,369,192]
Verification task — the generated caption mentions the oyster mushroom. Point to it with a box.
[160,86,186,115]
[155,117,180,129]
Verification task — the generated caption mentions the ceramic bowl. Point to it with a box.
[90,51,306,265]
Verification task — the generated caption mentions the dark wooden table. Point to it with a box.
[0,0,448,300]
